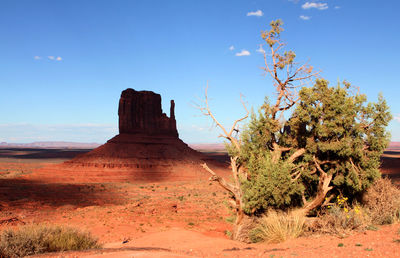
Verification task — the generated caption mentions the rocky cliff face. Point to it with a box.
[118,89,178,137]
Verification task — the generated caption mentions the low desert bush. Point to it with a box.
[306,196,370,237]
[249,210,305,243]
[363,177,400,225]
[0,224,100,257]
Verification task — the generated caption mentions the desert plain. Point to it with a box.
[0,143,399,257]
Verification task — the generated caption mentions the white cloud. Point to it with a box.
[229,45,235,51]
[302,2,328,10]
[394,114,400,122]
[235,50,251,56]
[247,10,263,17]
[256,45,265,54]
[300,15,311,20]
[334,6,341,10]
[46,56,62,61]
[191,124,207,132]
[33,56,41,60]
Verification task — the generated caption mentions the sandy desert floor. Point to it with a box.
[0,147,399,257]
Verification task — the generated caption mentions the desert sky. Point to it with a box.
[0,0,399,143]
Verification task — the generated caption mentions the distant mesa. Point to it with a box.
[30,88,227,183]
[0,141,101,149]
[118,89,178,137]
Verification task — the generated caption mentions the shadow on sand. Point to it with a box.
[0,148,92,160]
[0,178,123,209]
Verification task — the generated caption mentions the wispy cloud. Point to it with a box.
[302,2,328,10]
[34,56,41,60]
[395,114,400,123]
[256,45,265,54]
[190,124,207,132]
[247,10,263,17]
[229,45,235,51]
[334,6,341,10]
[300,15,311,20]
[46,56,62,61]
[236,50,250,56]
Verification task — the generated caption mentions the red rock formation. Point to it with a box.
[118,89,177,137]
[30,89,229,183]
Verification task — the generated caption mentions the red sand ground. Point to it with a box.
[0,148,400,257]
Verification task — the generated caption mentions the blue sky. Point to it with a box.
[1,0,399,143]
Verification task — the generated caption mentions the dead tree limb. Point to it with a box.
[196,83,249,152]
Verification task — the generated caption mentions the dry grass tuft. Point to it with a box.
[249,210,306,243]
[363,177,400,225]
[0,224,100,257]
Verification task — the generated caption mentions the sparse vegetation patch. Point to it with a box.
[363,177,400,225]
[0,224,100,257]
[249,210,305,243]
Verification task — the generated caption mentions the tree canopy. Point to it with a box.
[240,79,391,214]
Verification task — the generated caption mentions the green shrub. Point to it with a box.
[241,150,304,214]
[249,210,305,243]
[0,224,100,257]
[363,177,400,225]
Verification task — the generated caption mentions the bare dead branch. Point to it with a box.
[263,50,275,79]
[271,142,291,163]
[230,156,240,183]
[228,94,249,137]
[201,163,237,195]
[301,192,307,205]
[288,148,305,163]
[291,169,302,182]
[195,83,249,152]
[314,156,327,175]
[303,160,333,213]
[321,194,335,207]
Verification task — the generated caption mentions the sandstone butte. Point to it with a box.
[28,89,228,183]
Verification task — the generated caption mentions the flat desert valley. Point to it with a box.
[0,144,399,257]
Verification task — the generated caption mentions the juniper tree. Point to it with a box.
[241,79,391,215]
[198,20,391,240]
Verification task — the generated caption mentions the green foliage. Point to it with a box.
[293,80,391,194]
[239,79,391,214]
[261,19,284,47]
[241,148,304,213]
[0,224,99,257]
